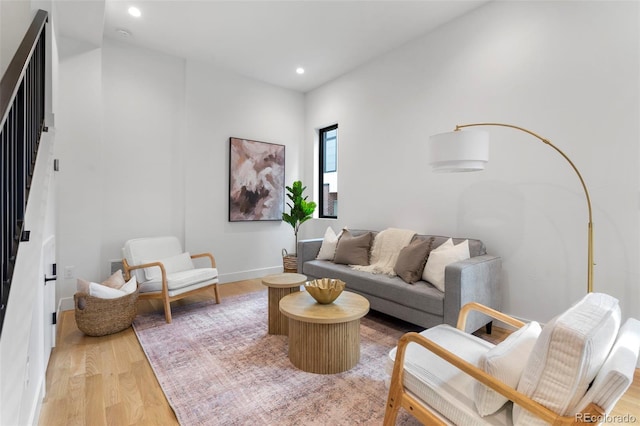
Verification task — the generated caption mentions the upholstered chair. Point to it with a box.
[385,293,639,425]
[122,236,220,323]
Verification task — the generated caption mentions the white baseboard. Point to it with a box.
[28,376,45,426]
[58,296,74,313]
[218,266,283,284]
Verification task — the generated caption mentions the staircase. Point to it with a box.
[0,8,58,426]
[0,9,48,334]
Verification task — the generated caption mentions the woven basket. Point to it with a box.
[74,289,139,336]
[282,248,298,273]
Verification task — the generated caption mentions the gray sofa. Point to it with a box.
[297,230,501,332]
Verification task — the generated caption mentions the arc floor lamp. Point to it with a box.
[429,123,594,293]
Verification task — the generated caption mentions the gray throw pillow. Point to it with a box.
[333,230,372,266]
[394,237,434,284]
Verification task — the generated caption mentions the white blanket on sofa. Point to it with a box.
[352,228,416,276]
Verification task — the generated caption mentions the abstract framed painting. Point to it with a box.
[229,137,285,221]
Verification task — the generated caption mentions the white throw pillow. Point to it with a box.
[120,276,137,295]
[474,321,542,416]
[316,227,341,260]
[420,238,453,283]
[143,252,195,281]
[422,239,470,291]
[89,282,127,299]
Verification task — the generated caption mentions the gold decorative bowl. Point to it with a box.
[305,278,346,304]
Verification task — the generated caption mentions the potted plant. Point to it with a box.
[282,180,316,272]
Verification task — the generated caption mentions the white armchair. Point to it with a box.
[384,293,639,425]
[122,236,220,323]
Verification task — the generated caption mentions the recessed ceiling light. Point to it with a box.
[128,6,141,17]
[296,67,305,75]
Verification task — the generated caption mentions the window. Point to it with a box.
[319,124,338,218]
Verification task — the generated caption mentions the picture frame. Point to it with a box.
[229,137,285,221]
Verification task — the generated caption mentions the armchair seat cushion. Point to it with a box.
[387,325,513,425]
[139,268,218,294]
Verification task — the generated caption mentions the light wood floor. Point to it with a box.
[39,279,640,425]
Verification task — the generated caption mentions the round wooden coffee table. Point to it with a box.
[262,273,307,335]
[279,290,370,374]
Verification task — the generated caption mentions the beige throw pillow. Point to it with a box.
[77,269,126,293]
[102,269,126,289]
[422,239,470,291]
[333,230,372,266]
[394,237,434,284]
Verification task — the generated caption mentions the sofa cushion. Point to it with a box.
[474,321,542,416]
[514,292,621,425]
[303,260,444,315]
[333,230,372,266]
[394,237,434,284]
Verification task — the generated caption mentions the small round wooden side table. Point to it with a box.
[262,273,307,335]
[279,290,370,374]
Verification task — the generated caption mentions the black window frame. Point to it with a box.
[318,124,338,219]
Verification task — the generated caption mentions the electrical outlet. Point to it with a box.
[64,266,75,279]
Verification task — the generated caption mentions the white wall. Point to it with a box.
[184,60,305,281]
[55,39,304,304]
[303,1,640,322]
[100,38,187,263]
[0,0,32,76]
[55,41,103,306]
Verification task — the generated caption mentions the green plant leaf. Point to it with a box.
[282,180,317,248]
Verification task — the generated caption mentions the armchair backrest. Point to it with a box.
[514,292,621,424]
[123,236,183,282]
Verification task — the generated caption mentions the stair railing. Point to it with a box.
[0,9,48,334]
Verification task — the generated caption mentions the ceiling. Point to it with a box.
[55,0,489,93]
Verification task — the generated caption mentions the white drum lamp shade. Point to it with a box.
[429,130,489,172]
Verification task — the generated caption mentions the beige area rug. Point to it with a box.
[133,289,421,425]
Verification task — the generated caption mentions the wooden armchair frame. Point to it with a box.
[122,252,220,324]
[384,302,606,425]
